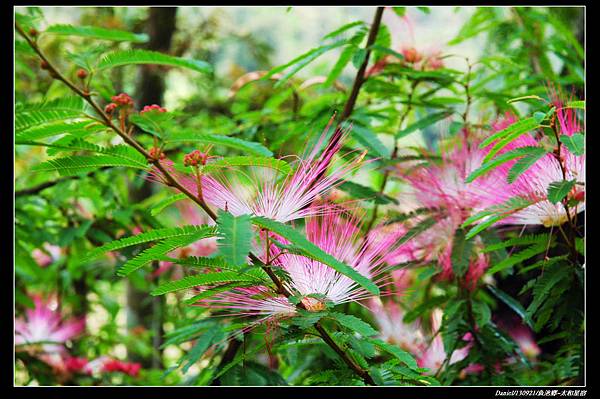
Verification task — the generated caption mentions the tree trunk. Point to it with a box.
[126,6,178,369]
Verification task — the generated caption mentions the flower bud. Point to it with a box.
[29,28,38,37]
[104,102,118,114]
[111,93,134,107]
[77,69,88,79]
[141,104,167,114]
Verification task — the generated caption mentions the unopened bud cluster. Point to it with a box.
[183,150,208,167]
[141,104,167,114]
[149,147,166,160]
[111,93,134,107]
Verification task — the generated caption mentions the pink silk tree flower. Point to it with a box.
[417,309,471,374]
[150,122,365,224]
[367,297,426,355]
[31,243,62,267]
[485,107,584,228]
[15,295,85,355]
[393,135,511,288]
[196,209,397,321]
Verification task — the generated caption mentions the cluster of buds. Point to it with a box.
[111,92,134,107]
[104,92,134,116]
[148,147,166,161]
[183,150,208,167]
[140,104,167,114]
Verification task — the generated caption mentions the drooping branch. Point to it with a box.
[15,22,376,385]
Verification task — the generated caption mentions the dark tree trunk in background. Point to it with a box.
[135,7,178,108]
[127,7,178,369]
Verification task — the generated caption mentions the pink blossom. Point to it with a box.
[417,309,472,374]
[367,297,425,355]
[15,295,85,355]
[31,243,62,267]
[196,209,397,321]
[489,108,585,227]
[392,135,512,288]
[150,120,365,224]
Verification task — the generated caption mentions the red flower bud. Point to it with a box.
[141,104,167,114]
[149,147,165,160]
[104,102,118,114]
[111,93,134,107]
[402,47,422,64]
[77,69,88,79]
[29,28,38,37]
[40,60,50,70]
[183,150,208,167]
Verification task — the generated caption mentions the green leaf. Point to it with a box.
[533,111,547,123]
[31,154,149,176]
[487,285,533,328]
[526,265,570,317]
[202,156,291,175]
[560,133,584,156]
[216,211,253,266]
[367,338,418,369]
[324,45,355,87]
[486,244,547,275]
[18,138,148,167]
[150,193,187,216]
[348,124,390,158]
[97,49,212,74]
[151,272,263,295]
[82,225,216,263]
[182,283,254,305]
[466,146,546,183]
[351,48,367,69]
[271,40,347,88]
[44,24,149,43]
[547,179,576,204]
[392,7,406,17]
[462,196,538,240]
[129,111,173,138]
[479,117,540,162]
[482,233,551,253]
[251,217,379,296]
[16,97,89,132]
[472,300,491,327]
[396,217,437,246]
[565,100,585,110]
[506,95,546,104]
[16,121,106,141]
[180,326,223,373]
[322,21,365,40]
[338,181,398,205]
[450,229,473,278]
[117,228,217,277]
[507,148,549,183]
[396,111,453,139]
[329,312,377,337]
[166,132,272,157]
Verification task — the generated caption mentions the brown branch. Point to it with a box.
[339,6,385,123]
[16,22,376,385]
